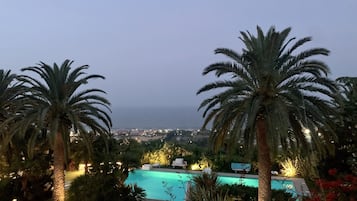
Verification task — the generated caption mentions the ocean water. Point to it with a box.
[111,107,206,129]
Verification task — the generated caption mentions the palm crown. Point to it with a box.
[197,26,339,201]
[198,26,337,157]
[0,70,25,150]
[0,70,23,122]
[18,60,112,140]
[13,59,112,201]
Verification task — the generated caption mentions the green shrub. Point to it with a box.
[186,173,229,201]
[0,174,52,201]
[67,174,146,201]
[0,178,18,201]
[218,184,295,201]
[187,186,229,201]
[186,173,295,201]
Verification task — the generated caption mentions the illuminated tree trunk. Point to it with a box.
[257,116,271,201]
[84,161,89,175]
[53,132,65,201]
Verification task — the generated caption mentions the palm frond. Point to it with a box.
[197,26,338,163]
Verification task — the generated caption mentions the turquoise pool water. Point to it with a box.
[125,169,296,201]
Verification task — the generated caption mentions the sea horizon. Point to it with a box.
[110,106,206,129]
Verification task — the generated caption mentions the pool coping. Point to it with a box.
[148,168,310,199]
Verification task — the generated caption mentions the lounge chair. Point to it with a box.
[231,162,251,173]
[171,158,187,168]
[271,170,279,175]
[202,167,212,174]
[142,164,152,170]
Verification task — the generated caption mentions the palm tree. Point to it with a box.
[336,77,357,116]
[69,134,94,174]
[334,77,357,173]
[0,69,22,126]
[14,60,112,201]
[0,69,24,159]
[197,26,338,201]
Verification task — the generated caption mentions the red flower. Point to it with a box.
[328,168,338,176]
[326,192,337,201]
[345,174,354,181]
[311,172,357,200]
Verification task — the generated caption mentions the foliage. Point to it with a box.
[5,60,113,201]
[89,135,144,181]
[0,69,26,177]
[116,138,144,173]
[69,132,145,174]
[197,26,338,200]
[193,172,220,189]
[141,142,191,166]
[187,185,229,201]
[280,158,299,177]
[305,168,357,201]
[0,173,53,201]
[0,70,24,144]
[293,154,319,179]
[186,173,229,201]
[187,173,294,201]
[67,174,146,201]
[141,138,245,173]
[197,25,337,158]
[68,136,146,201]
[317,77,357,176]
[68,133,94,172]
[310,77,357,200]
[190,155,212,170]
[0,178,17,201]
[0,129,53,201]
[218,184,295,201]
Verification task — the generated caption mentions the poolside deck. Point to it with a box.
[149,167,310,198]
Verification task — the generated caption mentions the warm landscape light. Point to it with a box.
[281,158,299,177]
[191,163,201,171]
[303,128,310,135]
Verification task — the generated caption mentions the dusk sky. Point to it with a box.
[1,0,356,109]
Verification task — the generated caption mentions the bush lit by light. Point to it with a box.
[141,143,192,166]
[191,163,201,170]
[281,158,299,177]
[190,157,211,171]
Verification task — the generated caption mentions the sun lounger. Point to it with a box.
[231,162,251,173]
[142,164,152,170]
[171,158,187,168]
[271,170,279,175]
[202,167,212,174]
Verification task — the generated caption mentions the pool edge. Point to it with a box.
[148,167,311,199]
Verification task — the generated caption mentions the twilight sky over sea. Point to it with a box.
[1,1,356,128]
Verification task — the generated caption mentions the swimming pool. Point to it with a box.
[125,169,296,201]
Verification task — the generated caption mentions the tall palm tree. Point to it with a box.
[0,69,24,157]
[15,60,112,201]
[335,77,357,173]
[197,26,338,201]
[0,69,23,124]
[336,77,357,115]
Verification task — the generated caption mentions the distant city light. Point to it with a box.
[303,128,311,135]
[302,127,311,142]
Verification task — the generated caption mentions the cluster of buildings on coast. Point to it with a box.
[110,128,209,143]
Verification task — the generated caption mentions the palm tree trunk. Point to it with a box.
[84,160,89,174]
[53,132,65,201]
[256,117,271,201]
